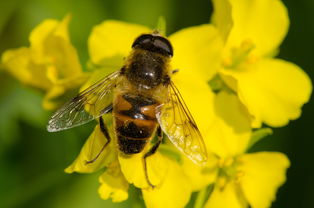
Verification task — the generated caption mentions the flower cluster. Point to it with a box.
[1,0,311,207]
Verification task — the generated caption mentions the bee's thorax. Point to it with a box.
[124,49,170,90]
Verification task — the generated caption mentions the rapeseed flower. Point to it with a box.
[211,0,312,127]
[1,15,88,110]
[203,91,289,208]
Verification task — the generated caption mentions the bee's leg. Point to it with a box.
[143,126,163,188]
[85,116,111,164]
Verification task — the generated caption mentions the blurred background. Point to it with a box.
[0,0,313,207]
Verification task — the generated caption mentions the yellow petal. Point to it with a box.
[88,20,151,66]
[29,15,83,78]
[29,19,60,62]
[224,58,312,127]
[171,70,216,139]
[118,151,169,189]
[205,91,251,157]
[237,152,290,208]
[205,182,247,208]
[42,73,89,110]
[142,157,192,208]
[1,47,51,90]
[170,24,223,81]
[98,161,129,202]
[182,155,218,191]
[211,0,233,42]
[43,85,66,110]
[65,123,116,173]
[223,0,289,56]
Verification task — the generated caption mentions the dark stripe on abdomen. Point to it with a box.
[117,135,148,154]
[117,122,151,138]
[119,110,155,120]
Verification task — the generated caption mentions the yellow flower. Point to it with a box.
[1,15,88,110]
[204,91,290,208]
[211,0,312,127]
[65,20,223,207]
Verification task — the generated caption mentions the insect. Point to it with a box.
[47,32,207,187]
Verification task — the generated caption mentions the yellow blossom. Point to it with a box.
[211,0,312,127]
[1,15,88,110]
[203,91,290,208]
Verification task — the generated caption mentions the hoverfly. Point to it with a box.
[47,32,207,187]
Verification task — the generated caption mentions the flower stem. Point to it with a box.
[194,187,208,208]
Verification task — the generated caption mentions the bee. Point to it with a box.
[47,32,207,187]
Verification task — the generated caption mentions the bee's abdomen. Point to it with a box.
[113,93,159,154]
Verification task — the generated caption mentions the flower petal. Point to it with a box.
[171,70,216,139]
[1,47,51,90]
[30,15,83,79]
[43,73,89,110]
[65,122,116,173]
[170,24,223,81]
[205,182,247,208]
[221,0,289,56]
[181,155,218,191]
[43,85,65,110]
[98,161,129,202]
[142,157,192,208]
[224,58,312,127]
[205,91,251,157]
[237,152,290,208]
[211,0,233,42]
[88,20,151,66]
[29,19,60,62]
[118,151,169,189]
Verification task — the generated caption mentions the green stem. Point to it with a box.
[194,187,208,208]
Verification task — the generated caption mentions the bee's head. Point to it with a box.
[132,33,173,57]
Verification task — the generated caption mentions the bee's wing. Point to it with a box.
[47,70,120,132]
[156,81,208,164]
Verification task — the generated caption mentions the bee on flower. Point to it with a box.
[1,0,311,207]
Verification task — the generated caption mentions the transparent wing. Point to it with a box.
[47,70,120,132]
[156,81,208,164]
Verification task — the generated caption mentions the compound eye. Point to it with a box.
[132,34,173,57]
[132,34,152,48]
[153,37,173,57]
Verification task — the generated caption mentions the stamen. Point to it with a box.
[223,39,256,69]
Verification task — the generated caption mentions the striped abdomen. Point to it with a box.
[113,93,159,154]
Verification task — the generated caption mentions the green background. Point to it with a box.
[0,0,313,207]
